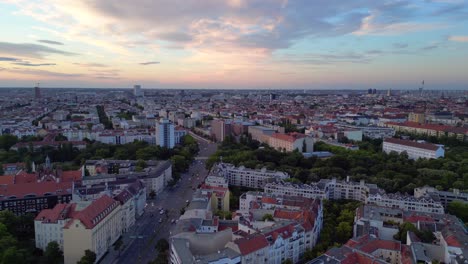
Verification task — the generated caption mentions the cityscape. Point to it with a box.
[1,1,468,264]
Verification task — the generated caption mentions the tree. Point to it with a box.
[155,239,169,252]
[44,241,62,264]
[282,259,293,264]
[336,222,352,243]
[0,135,18,150]
[113,238,123,256]
[447,201,468,224]
[77,250,96,264]
[262,213,274,221]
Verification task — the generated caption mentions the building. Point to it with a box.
[212,163,289,189]
[367,193,444,214]
[82,160,172,198]
[408,112,425,123]
[414,186,468,208]
[385,121,468,141]
[383,138,445,159]
[174,127,187,144]
[133,85,142,97]
[156,118,175,148]
[248,126,276,143]
[268,133,314,152]
[264,181,328,200]
[34,203,75,251]
[200,176,230,212]
[211,119,232,142]
[34,84,41,99]
[63,195,122,264]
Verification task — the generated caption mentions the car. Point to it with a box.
[186,200,189,203]
[159,210,164,215]
[171,219,176,224]
[159,218,162,223]
[159,207,163,211]
[150,213,154,217]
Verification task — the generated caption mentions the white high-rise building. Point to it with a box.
[155,118,175,149]
[133,85,142,97]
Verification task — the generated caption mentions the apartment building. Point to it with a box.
[211,119,232,142]
[367,193,444,214]
[268,133,314,153]
[34,203,74,251]
[156,118,175,148]
[385,121,468,141]
[264,181,328,200]
[63,195,122,264]
[248,126,276,143]
[383,138,444,159]
[414,186,468,207]
[212,163,289,189]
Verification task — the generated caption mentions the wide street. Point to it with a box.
[102,133,218,264]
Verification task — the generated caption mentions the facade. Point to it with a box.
[211,119,232,142]
[212,163,289,189]
[268,133,314,153]
[63,195,122,264]
[0,181,73,215]
[264,181,327,200]
[414,186,468,207]
[134,85,142,97]
[82,160,172,198]
[35,203,75,251]
[248,126,276,143]
[383,138,444,159]
[385,121,468,141]
[367,193,444,214]
[408,112,426,123]
[156,118,175,148]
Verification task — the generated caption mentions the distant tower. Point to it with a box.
[155,119,175,149]
[372,88,377,94]
[134,85,142,97]
[34,83,41,99]
[419,80,424,96]
[387,88,392,97]
[367,89,372,95]
[45,155,51,169]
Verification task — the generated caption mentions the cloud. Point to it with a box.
[0,67,83,77]
[73,62,109,67]
[140,61,160,65]
[421,44,439,50]
[38,39,64,45]
[449,35,468,42]
[393,43,409,49]
[0,42,76,58]
[0,57,21,61]
[12,62,56,66]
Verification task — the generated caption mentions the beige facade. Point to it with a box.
[63,198,122,264]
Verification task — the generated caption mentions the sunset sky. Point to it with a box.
[1,0,468,89]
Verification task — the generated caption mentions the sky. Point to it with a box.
[0,0,468,90]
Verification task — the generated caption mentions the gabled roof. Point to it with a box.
[384,138,441,151]
[64,195,119,229]
[234,235,269,255]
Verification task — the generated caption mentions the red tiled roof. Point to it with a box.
[14,171,37,184]
[404,215,434,223]
[0,175,15,185]
[61,170,82,182]
[35,203,76,223]
[273,209,302,220]
[359,239,400,253]
[445,234,462,247]
[384,138,441,151]
[235,235,269,255]
[65,195,119,229]
[271,132,306,142]
[0,181,72,199]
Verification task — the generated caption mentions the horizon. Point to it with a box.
[1,0,468,89]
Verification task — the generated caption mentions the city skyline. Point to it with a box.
[1,0,468,89]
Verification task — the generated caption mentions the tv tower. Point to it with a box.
[418,80,424,96]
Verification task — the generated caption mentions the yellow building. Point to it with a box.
[408,112,425,123]
[63,195,122,264]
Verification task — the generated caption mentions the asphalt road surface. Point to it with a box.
[108,136,218,264]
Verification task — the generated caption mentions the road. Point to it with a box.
[102,136,218,264]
